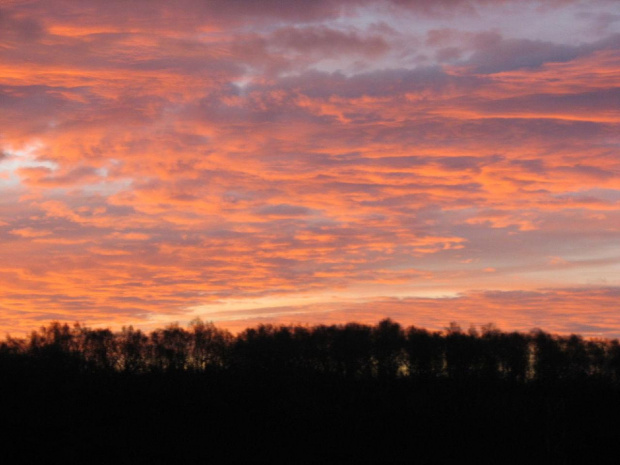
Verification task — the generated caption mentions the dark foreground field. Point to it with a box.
[4,373,620,463]
[3,320,620,463]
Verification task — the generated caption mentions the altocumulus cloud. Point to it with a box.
[0,0,618,336]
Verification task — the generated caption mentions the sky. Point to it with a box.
[1,0,619,337]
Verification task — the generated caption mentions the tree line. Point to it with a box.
[4,319,620,462]
[3,318,620,382]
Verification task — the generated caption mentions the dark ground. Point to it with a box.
[3,371,619,464]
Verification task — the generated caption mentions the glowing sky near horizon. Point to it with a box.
[1,0,619,337]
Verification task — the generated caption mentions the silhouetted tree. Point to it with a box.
[498,331,530,382]
[331,323,373,379]
[188,318,232,372]
[150,323,191,372]
[563,334,590,379]
[27,322,83,372]
[531,329,567,382]
[405,326,445,378]
[80,327,117,371]
[586,339,608,378]
[606,339,620,382]
[444,322,476,379]
[117,325,148,373]
[372,319,406,378]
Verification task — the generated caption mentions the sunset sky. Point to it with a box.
[1,0,619,337]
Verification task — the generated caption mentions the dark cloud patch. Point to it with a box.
[5,0,353,31]
[363,156,427,169]
[481,289,548,301]
[467,37,581,73]
[271,26,389,58]
[258,204,314,217]
[351,155,503,174]
[467,33,620,74]
[435,154,504,172]
[17,165,102,187]
[510,159,547,174]
[436,46,463,62]
[476,87,620,117]
[426,28,459,47]
[0,84,97,137]
[557,164,617,181]
[359,193,430,207]
[263,66,480,99]
[179,0,352,24]
[0,7,45,42]
[553,192,609,205]
[453,118,610,146]
[577,11,620,33]
[0,85,73,110]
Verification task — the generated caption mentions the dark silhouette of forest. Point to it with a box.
[3,319,620,463]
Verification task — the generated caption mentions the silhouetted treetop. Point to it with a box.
[2,318,618,383]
